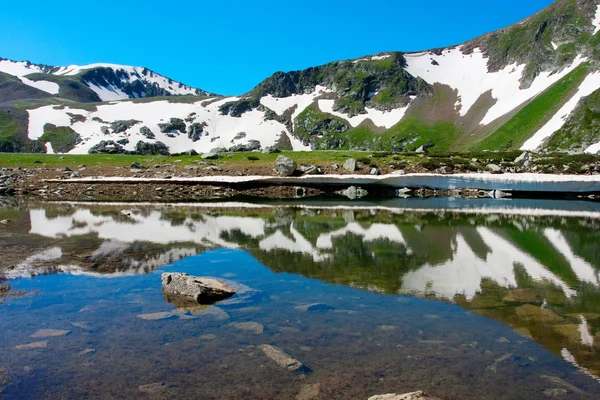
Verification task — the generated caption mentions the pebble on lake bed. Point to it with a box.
[368,391,441,400]
[15,341,48,350]
[30,329,70,338]
[230,322,264,334]
[137,312,176,321]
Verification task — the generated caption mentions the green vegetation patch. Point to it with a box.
[39,124,81,153]
[545,87,600,152]
[474,63,589,151]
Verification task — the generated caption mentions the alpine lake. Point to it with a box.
[1,197,600,399]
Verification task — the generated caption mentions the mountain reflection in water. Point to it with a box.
[1,199,600,398]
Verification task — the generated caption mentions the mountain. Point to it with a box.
[0,58,213,102]
[1,0,600,155]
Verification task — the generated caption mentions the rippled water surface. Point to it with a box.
[1,198,600,399]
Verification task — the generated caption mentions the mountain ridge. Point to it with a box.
[1,0,600,155]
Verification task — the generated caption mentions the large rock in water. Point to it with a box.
[368,391,441,400]
[161,273,236,303]
[275,155,297,176]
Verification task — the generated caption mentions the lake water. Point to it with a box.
[1,198,600,399]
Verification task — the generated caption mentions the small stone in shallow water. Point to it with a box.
[230,322,264,334]
[296,383,321,400]
[542,388,568,398]
[368,391,441,400]
[379,325,398,332]
[294,303,333,312]
[200,334,216,340]
[16,341,48,350]
[138,382,166,394]
[136,312,176,321]
[78,349,96,356]
[70,322,92,330]
[30,329,70,338]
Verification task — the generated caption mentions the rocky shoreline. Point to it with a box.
[1,152,599,202]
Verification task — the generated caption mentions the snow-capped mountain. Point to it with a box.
[0,58,212,101]
[2,0,600,155]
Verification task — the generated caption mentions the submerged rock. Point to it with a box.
[295,303,334,312]
[161,273,236,304]
[230,321,264,334]
[296,383,321,400]
[258,344,307,373]
[30,329,70,338]
[275,155,297,176]
[138,382,167,394]
[137,311,176,321]
[542,388,567,398]
[0,368,7,393]
[368,392,441,400]
[15,341,48,350]
[78,348,96,356]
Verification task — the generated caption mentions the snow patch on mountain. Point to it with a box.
[352,55,391,63]
[260,85,330,127]
[27,97,309,154]
[0,59,45,76]
[0,59,59,94]
[19,76,59,94]
[54,63,135,76]
[586,141,600,154]
[318,99,410,129]
[522,71,600,151]
[87,82,129,101]
[593,5,600,35]
[404,48,586,125]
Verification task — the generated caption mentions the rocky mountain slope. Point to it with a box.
[1,0,600,155]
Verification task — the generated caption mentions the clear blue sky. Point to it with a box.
[0,0,554,95]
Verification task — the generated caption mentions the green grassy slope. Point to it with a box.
[473,64,590,151]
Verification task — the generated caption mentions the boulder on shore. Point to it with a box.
[275,155,297,176]
[161,273,236,304]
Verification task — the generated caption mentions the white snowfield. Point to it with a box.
[50,173,600,193]
[404,47,586,124]
[27,97,310,154]
[522,71,600,151]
